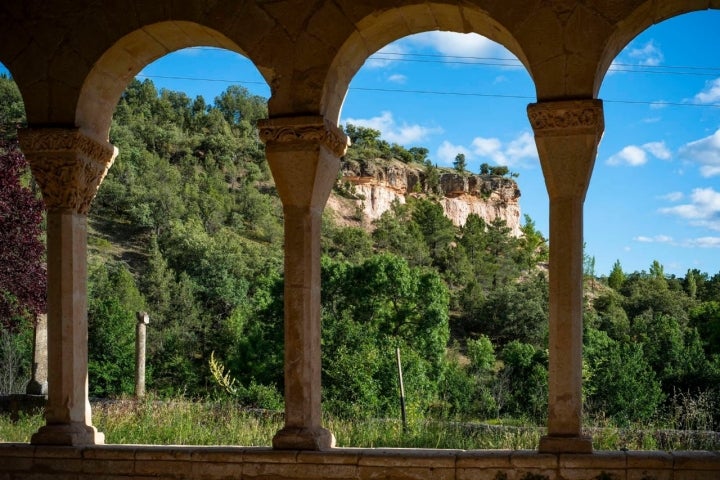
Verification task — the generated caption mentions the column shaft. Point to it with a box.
[527,100,604,454]
[18,128,116,445]
[258,116,348,450]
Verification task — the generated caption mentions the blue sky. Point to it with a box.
[4,10,720,277]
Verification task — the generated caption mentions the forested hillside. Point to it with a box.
[2,74,720,428]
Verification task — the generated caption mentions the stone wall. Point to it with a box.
[0,444,719,479]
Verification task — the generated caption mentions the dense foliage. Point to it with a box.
[2,75,720,432]
[0,141,46,331]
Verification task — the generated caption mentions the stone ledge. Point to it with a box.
[0,444,719,479]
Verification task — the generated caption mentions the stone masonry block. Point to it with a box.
[456,450,512,469]
[82,446,137,461]
[560,451,626,469]
[628,470,672,480]
[358,449,458,468]
[673,451,720,470]
[510,451,557,469]
[81,458,134,476]
[134,459,191,477]
[626,450,673,470]
[32,457,83,473]
[359,466,451,480]
[0,444,35,458]
[298,449,361,465]
[190,447,245,464]
[240,447,296,464]
[134,447,193,462]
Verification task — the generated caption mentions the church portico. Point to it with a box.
[1,1,719,477]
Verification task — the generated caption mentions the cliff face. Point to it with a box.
[329,159,522,236]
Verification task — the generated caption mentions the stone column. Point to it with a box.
[527,100,604,454]
[26,313,48,396]
[18,127,117,446]
[258,115,349,450]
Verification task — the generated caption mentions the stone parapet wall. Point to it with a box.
[0,444,718,479]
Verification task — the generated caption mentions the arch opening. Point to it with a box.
[584,9,720,434]
[76,20,272,144]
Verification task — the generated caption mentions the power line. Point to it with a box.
[136,74,267,86]
[184,45,720,76]
[136,74,720,109]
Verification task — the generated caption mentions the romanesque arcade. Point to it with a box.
[1,1,719,478]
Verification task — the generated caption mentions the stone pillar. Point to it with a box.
[26,313,48,396]
[135,312,149,398]
[258,115,349,450]
[18,127,117,446]
[527,100,604,454]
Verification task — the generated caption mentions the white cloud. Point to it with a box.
[660,191,684,202]
[627,40,664,66]
[366,44,409,68]
[435,132,538,168]
[405,31,511,59]
[471,137,502,158]
[659,187,720,231]
[634,235,673,244]
[607,145,648,166]
[607,40,664,75]
[606,141,671,167]
[687,237,720,248]
[437,141,473,166]
[643,141,671,160]
[694,78,720,104]
[387,74,407,84]
[678,129,720,177]
[471,131,538,167]
[342,111,442,145]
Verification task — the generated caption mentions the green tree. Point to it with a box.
[608,260,626,291]
[584,328,663,423]
[88,262,145,396]
[0,75,25,139]
[499,341,548,420]
[517,214,548,270]
[373,200,431,267]
[453,153,466,173]
[411,198,456,260]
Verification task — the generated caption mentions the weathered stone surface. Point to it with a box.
[0,446,718,479]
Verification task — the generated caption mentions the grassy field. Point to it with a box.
[1,398,719,450]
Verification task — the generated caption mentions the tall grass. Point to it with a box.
[1,396,719,450]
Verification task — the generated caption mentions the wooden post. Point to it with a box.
[396,347,407,431]
[135,312,149,398]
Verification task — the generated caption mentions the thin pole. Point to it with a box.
[135,312,149,398]
[396,347,407,432]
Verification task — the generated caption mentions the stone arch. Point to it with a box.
[76,20,271,143]
[320,2,531,124]
[595,2,719,96]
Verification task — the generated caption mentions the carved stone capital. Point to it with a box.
[258,115,350,157]
[527,99,604,137]
[18,128,118,214]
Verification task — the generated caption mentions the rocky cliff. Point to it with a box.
[327,159,522,236]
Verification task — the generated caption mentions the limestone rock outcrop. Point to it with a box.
[329,159,522,236]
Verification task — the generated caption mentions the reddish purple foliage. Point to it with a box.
[0,141,46,330]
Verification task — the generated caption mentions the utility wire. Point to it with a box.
[186,46,720,74]
[136,74,720,109]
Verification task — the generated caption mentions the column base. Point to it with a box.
[31,423,105,446]
[272,426,335,451]
[26,379,48,396]
[539,434,593,454]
